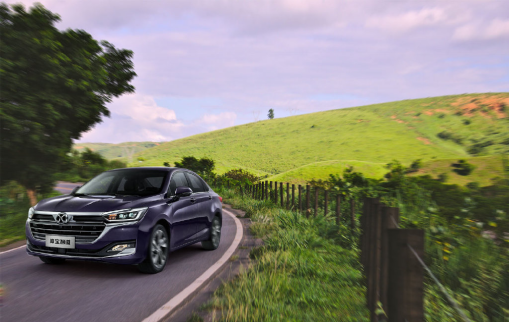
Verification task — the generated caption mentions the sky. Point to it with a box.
[6,0,509,143]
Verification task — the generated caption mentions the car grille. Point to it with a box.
[30,213,106,243]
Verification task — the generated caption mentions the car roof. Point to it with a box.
[105,167,176,172]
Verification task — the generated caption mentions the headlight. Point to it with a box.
[28,207,35,219]
[103,207,148,222]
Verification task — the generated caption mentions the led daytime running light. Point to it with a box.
[103,207,148,222]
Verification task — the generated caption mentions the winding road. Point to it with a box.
[0,182,240,322]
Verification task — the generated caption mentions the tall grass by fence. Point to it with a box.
[213,178,475,322]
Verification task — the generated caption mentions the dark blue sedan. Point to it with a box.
[26,167,223,274]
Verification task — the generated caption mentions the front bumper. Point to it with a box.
[25,220,150,265]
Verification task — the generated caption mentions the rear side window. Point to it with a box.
[169,172,189,195]
[185,173,207,193]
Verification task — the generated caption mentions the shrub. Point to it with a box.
[437,173,448,183]
[437,131,463,145]
[451,159,476,176]
[223,168,259,184]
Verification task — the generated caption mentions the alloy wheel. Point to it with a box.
[151,228,168,269]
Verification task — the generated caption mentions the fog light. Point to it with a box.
[111,244,129,252]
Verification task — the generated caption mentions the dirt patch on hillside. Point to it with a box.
[424,110,434,115]
[417,137,432,145]
[453,96,507,118]
[391,115,407,124]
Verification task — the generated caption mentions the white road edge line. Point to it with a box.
[0,245,26,255]
[142,208,243,322]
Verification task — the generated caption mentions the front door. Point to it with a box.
[185,172,212,237]
[168,172,197,247]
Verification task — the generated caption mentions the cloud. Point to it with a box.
[365,8,450,33]
[77,94,236,143]
[454,19,509,41]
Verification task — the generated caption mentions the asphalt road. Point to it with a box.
[0,182,237,322]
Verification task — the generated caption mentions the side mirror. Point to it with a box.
[175,186,193,197]
[71,186,81,195]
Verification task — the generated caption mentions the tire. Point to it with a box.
[202,216,221,250]
[39,256,66,264]
[138,224,169,274]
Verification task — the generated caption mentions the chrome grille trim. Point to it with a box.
[30,211,106,244]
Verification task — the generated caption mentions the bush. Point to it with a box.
[437,131,463,145]
[437,173,448,183]
[223,168,259,185]
[451,160,476,176]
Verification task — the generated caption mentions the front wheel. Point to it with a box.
[39,256,66,264]
[202,216,221,250]
[138,224,169,274]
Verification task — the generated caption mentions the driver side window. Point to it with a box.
[169,172,189,195]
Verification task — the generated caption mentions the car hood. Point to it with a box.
[34,194,160,213]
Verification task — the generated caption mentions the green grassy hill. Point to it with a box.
[131,93,509,186]
[73,142,160,161]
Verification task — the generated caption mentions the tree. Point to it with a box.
[268,109,274,119]
[0,3,136,205]
[174,156,215,177]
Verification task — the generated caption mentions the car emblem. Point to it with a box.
[53,213,71,224]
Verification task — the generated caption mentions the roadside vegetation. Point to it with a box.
[200,157,508,321]
[0,182,60,247]
[0,148,124,247]
[207,188,369,321]
[55,148,127,183]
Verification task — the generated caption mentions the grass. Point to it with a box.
[407,155,507,187]
[130,93,509,187]
[208,187,369,321]
[73,141,160,161]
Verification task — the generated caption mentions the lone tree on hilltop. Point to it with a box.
[0,3,136,205]
[268,109,274,119]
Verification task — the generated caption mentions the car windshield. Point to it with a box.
[75,170,168,196]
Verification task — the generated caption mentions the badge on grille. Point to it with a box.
[53,213,72,224]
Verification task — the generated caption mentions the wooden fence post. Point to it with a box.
[298,185,302,214]
[306,185,310,218]
[380,207,400,317]
[314,187,319,217]
[367,199,382,322]
[274,182,278,204]
[280,182,284,208]
[292,184,295,209]
[387,229,424,322]
[324,190,329,216]
[261,181,264,200]
[286,182,290,209]
[265,181,268,201]
[252,183,255,198]
[336,194,341,225]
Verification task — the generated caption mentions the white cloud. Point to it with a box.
[77,94,237,143]
[454,19,509,41]
[365,8,450,33]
